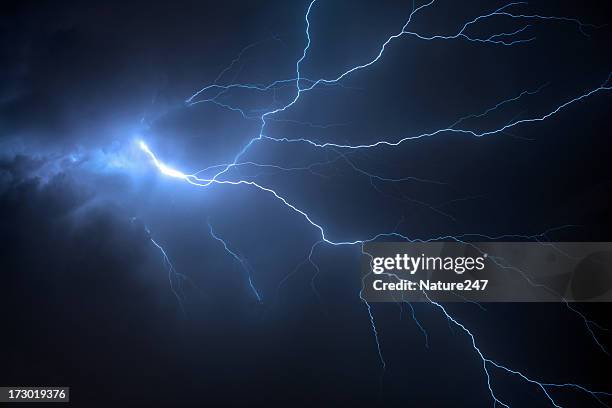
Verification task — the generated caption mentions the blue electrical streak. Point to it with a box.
[140,135,612,403]
[131,218,200,311]
[477,243,610,355]
[207,218,262,302]
[307,241,324,304]
[405,301,429,348]
[265,118,351,129]
[183,0,610,162]
[449,82,550,129]
[425,292,612,408]
[398,0,602,45]
[263,77,612,149]
[187,1,596,108]
[386,227,611,356]
[211,36,285,86]
[136,1,612,406]
[141,139,466,246]
[563,300,610,356]
[186,76,350,109]
[192,152,442,186]
[149,235,187,313]
[359,239,387,369]
[277,240,323,297]
[359,230,611,382]
[334,155,458,221]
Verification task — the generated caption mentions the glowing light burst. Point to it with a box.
[138,140,188,179]
[137,1,612,406]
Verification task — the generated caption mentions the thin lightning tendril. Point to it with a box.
[207,218,262,302]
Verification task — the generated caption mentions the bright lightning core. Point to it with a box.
[138,140,188,180]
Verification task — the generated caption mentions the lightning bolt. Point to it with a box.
[136,1,611,406]
[207,217,262,302]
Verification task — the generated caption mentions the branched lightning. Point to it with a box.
[207,217,262,302]
[426,293,612,408]
[136,1,611,406]
[146,227,188,313]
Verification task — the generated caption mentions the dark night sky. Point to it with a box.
[1,1,612,406]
